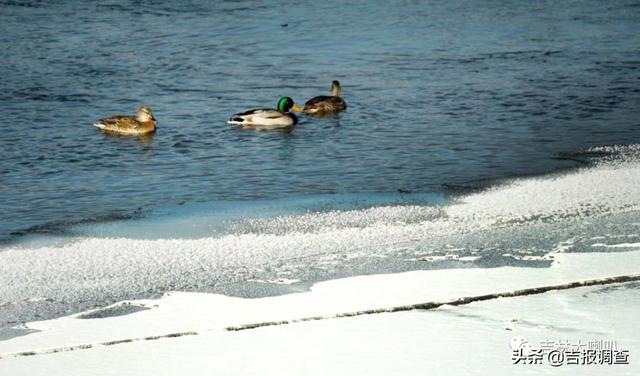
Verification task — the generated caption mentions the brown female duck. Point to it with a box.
[94,106,157,135]
[299,80,347,114]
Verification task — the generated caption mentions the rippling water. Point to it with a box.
[1,0,639,239]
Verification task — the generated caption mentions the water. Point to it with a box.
[1,0,639,239]
[1,1,640,327]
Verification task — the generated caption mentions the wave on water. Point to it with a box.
[1,145,640,328]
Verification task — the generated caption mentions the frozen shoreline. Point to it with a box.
[1,250,638,375]
[2,147,640,329]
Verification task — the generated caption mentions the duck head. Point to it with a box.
[277,97,302,113]
[331,80,342,97]
[136,106,157,124]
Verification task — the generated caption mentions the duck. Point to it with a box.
[94,106,157,135]
[299,80,347,114]
[228,97,301,129]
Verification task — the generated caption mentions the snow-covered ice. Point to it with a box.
[1,250,638,375]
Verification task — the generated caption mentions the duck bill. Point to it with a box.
[291,104,303,112]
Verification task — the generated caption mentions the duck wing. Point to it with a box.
[229,109,281,123]
[233,108,273,117]
[304,96,332,107]
[94,115,142,132]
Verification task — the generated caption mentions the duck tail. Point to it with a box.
[227,116,246,125]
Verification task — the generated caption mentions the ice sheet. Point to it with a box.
[1,250,638,365]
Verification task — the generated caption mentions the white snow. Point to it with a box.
[0,250,638,375]
[594,242,640,249]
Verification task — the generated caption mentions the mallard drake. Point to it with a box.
[228,97,300,129]
[299,80,347,114]
[94,106,157,135]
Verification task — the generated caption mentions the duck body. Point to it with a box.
[303,95,347,114]
[94,106,157,135]
[301,80,347,114]
[228,97,298,129]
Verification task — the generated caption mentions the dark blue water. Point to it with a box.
[1,0,639,240]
